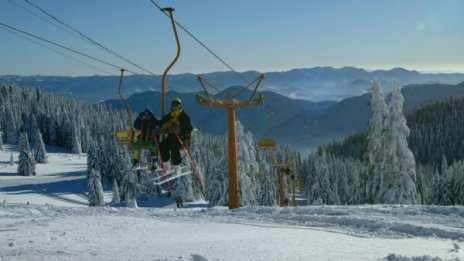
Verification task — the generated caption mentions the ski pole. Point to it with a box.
[173,131,203,186]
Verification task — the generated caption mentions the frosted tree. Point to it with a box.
[188,130,206,201]
[307,149,335,205]
[365,80,389,203]
[173,175,194,202]
[259,166,278,206]
[33,129,48,164]
[0,122,3,150]
[452,161,464,205]
[17,132,36,176]
[111,178,121,204]
[70,119,82,154]
[87,138,101,178]
[5,107,17,144]
[374,83,418,204]
[121,169,138,208]
[256,148,277,206]
[236,121,258,206]
[102,135,120,181]
[204,137,228,206]
[88,168,105,206]
[112,146,132,202]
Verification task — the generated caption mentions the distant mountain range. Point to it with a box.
[2,66,464,103]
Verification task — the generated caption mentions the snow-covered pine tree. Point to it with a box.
[435,156,454,205]
[173,174,194,202]
[103,134,120,181]
[87,137,100,178]
[5,107,18,144]
[187,130,206,201]
[307,149,333,205]
[0,121,3,150]
[375,83,418,204]
[256,143,278,206]
[236,121,258,206]
[111,178,121,204]
[121,169,138,208]
[33,129,48,163]
[112,146,132,202]
[88,168,105,206]
[204,135,228,206]
[365,79,389,203]
[27,115,38,147]
[452,160,464,205]
[17,132,36,176]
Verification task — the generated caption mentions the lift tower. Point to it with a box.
[197,75,264,209]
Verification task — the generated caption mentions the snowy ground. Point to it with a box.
[1,145,464,261]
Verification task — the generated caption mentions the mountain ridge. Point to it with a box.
[3,66,464,103]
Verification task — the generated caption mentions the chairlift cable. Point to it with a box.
[1,25,114,75]
[0,21,125,72]
[148,0,251,85]
[23,0,181,89]
[7,0,81,41]
[0,21,175,87]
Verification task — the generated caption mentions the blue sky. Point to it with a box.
[1,0,464,76]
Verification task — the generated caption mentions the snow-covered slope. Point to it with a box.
[0,146,463,261]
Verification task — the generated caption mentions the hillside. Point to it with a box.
[105,81,464,154]
[277,82,464,152]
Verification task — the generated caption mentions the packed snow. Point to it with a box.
[0,146,463,261]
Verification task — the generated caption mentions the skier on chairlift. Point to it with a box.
[159,98,193,169]
[132,108,159,167]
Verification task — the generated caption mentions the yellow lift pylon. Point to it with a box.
[196,75,264,209]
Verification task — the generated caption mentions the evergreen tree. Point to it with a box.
[236,121,258,206]
[71,118,82,154]
[202,134,228,206]
[88,168,105,206]
[5,107,17,144]
[365,80,389,203]
[33,129,48,163]
[121,170,138,208]
[173,174,194,202]
[375,83,418,204]
[256,149,277,206]
[452,161,464,205]
[87,138,100,178]
[188,130,206,201]
[17,132,36,176]
[0,122,3,150]
[307,149,334,205]
[111,178,121,204]
[115,146,137,200]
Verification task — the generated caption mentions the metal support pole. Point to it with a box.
[228,107,239,209]
[161,7,181,117]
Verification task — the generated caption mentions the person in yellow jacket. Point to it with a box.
[159,98,192,166]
